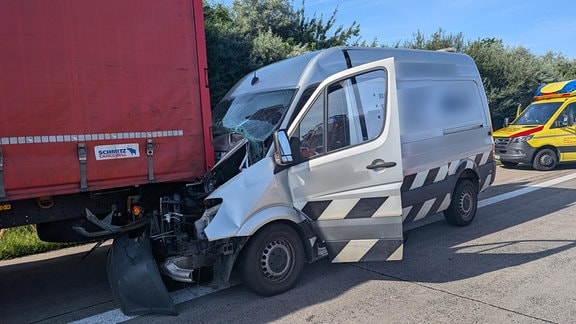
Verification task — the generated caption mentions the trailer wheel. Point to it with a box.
[444,179,477,227]
[533,148,557,171]
[238,223,304,296]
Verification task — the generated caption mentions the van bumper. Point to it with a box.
[493,138,537,164]
[478,160,496,191]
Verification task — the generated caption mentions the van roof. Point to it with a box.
[225,46,479,98]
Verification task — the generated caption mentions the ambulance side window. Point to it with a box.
[291,69,387,162]
[553,103,576,128]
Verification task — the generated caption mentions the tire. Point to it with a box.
[237,223,304,296]
[500,161,518,168]
[444,179,477,227]
[532,148,557,171]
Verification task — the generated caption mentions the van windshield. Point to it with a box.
[513,102,562,125]
[212,89,296,141]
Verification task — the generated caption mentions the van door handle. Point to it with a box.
[366,160,397,170]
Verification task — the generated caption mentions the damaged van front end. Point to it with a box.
[105,84,312,315]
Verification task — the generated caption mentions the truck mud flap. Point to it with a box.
[106,232,176,316]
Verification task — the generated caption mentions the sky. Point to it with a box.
[218,0,576,59]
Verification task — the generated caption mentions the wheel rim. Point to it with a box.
[538,153,554,167]
[458,187,475,221]
[260,238,293,282]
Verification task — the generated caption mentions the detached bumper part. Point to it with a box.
[107,232,176,316]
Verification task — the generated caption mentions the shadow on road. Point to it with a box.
[0,244,112,323]
[364,182,576,284]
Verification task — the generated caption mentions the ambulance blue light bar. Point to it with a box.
[534,79,576,100]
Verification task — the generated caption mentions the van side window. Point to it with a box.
[291,69,387,161]
[295,95,325,159]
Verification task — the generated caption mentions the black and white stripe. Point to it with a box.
[300,197,392,221]
[299,197,403,262]
[401,150,492,223]
[328,238,403,262]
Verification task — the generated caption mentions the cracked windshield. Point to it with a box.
[212,89,296,156]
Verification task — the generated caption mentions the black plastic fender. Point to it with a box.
[106,232,176,316]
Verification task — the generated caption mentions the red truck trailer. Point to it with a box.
[0,0,213,238]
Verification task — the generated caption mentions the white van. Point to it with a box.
[108,46,496,314]
[206,46,495,286]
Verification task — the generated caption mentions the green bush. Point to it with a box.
[0,226,74,260]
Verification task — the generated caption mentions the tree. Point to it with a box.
[295,4,360,50]
[203,3,252,106]
[401,28,464,52]
[541,52,576,80]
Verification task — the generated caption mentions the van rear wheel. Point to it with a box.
[444,179,477,227]
[533,148,557,171]
[237,223,304,296]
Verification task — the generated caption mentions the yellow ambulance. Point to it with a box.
[493,80,576,170]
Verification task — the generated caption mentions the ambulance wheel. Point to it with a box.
[533,148,557,171]
[500,161,518,168]
[238,223,304,296]
[444,179,477,227]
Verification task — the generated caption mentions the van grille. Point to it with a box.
[493,137,510,151]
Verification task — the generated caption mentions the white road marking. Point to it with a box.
[478,172,576,208]
[76,172,576,323]
[71,284,235,323]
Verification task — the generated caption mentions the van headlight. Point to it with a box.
[512,135,533,143]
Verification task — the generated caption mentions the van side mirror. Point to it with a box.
[273,130,294,166]
[503,117,510,128]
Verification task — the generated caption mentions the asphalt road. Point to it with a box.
[1,165,575,323]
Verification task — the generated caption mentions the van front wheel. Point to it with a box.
[533,148,557,171]
[444,180,477,227]
[238,223,304,296]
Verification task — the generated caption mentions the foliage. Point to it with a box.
[203,2,251,106]
[0,226,75,260]
[400,28,465,52]
[295,3,360,50]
